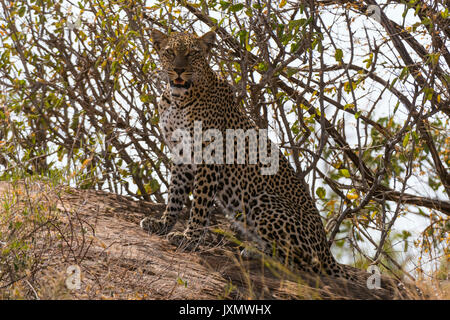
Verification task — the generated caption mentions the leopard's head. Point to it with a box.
[151,30,216,92]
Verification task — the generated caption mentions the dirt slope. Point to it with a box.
[0,180,419,299]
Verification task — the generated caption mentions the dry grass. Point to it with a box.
[0,178,447,300]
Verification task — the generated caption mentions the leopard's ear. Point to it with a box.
[151,29,168,51]
[199,31,216,52]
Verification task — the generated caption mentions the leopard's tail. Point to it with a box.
[334,263,420,299]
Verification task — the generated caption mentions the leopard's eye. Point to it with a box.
[188,49,200,57]
[164,48,175,58]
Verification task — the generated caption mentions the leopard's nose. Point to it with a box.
[174,68,185,76]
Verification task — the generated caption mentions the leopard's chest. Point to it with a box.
[159,102,190,146]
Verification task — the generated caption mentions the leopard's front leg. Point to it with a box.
[140,164,194,235]
[168,164,219,251]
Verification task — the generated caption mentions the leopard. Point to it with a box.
[140,29,358,280]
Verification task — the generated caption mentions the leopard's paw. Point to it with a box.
[140,217,172,235]
[167,231,200,251]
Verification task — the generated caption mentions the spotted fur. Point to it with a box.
[140,30,355,279]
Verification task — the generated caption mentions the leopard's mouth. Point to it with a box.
[170,77,191,89]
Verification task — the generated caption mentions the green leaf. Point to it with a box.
[340,169,350,178]
[335,49,343,62]
[149,179,160,193]
[423,87,434,101]
[399,66,409,80]
[389,77,398,90]
[110,60,118,75]
[18,6,27,17]
[220,1,231,10]
[344,81,356,93]
[229,3,244,12]
[363,52,373,69]
[285,67,299,77]
[316,187,326,199]
[257,62,268,72]
[344,103,354,110]
[393,101,400,113]
[140,94,151,103]
[245,40,251,52]
[176,277,188,287]
[402,132,410,147]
